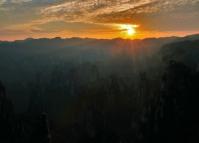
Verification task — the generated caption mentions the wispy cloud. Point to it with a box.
[0,0,199,40]
[41,0,157,23]
[40,0,199,24]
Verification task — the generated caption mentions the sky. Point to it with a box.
[0,0,199,40]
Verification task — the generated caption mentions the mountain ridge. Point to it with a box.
[0,33,199,43]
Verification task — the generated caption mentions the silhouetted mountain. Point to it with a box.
[161,39,199,67]
[183,34,199,41]
[0,35,180,49]
[0,34,199,143]
[0,34,198,113]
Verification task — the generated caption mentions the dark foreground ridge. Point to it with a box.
[1,60,199,143]
[0,81,51,143]
[0,35,199,143]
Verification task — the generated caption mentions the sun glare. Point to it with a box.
[119,24,139,37]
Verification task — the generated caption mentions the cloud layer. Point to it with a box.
[0,0,199,40]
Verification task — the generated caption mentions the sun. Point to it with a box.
[119,24,139,37]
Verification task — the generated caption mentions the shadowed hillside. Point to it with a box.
[0,34,199,143]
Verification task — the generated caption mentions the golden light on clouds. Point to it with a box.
[118,24,139,38]
[0,0,198,40]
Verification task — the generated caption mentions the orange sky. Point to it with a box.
[0,0,199,41]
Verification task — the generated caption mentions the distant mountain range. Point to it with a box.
[0,34,199,49]
[0,33,199,113]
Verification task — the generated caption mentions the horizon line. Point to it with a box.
[1,33,199,42]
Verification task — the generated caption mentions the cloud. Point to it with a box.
[10,0,32,3]
[0,0,6,5]
[0,0,199,40]
[0,0,32,5]
[39,0,199,33]
[41,0,155,22]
